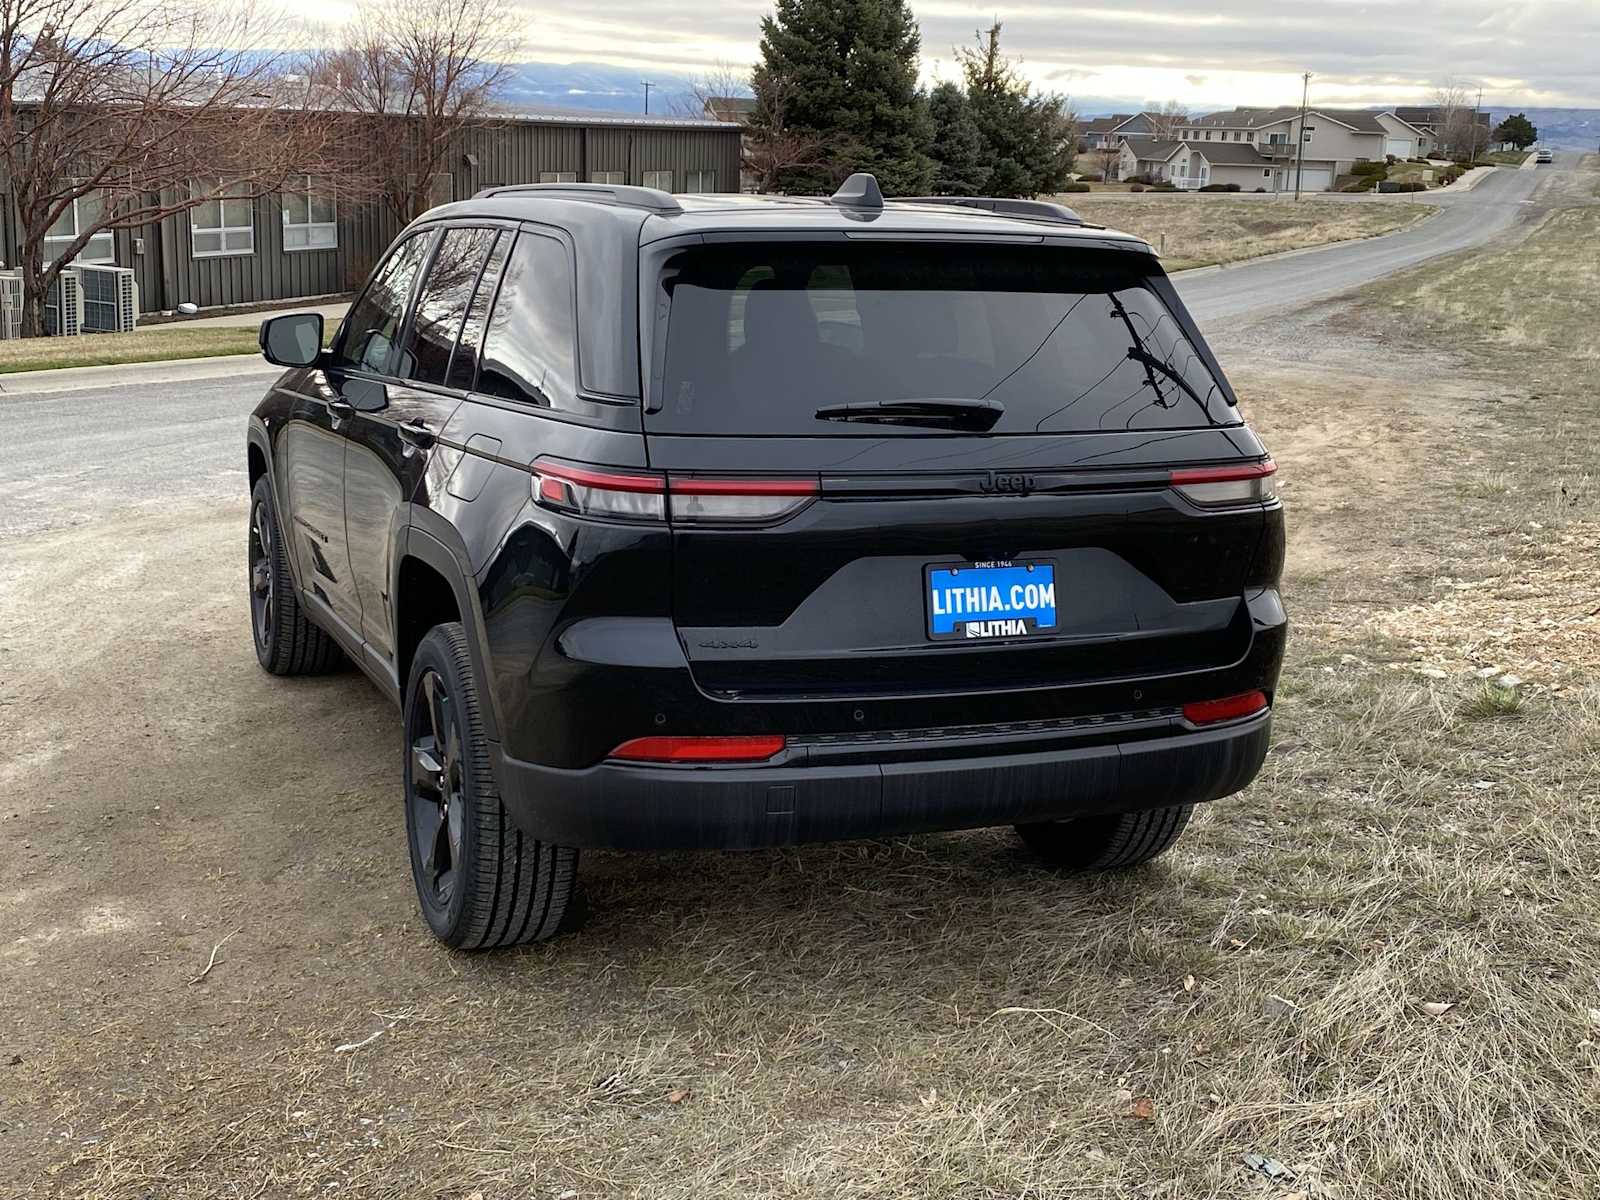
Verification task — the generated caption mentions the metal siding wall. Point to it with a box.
[25,117,742,314]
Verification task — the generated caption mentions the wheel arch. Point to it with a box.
[395,515,502,743]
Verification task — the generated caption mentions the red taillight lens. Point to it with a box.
[1171,459,1276,507]
[668,476,818,524]
[533,459,666,522]
[531,461,819,525]
[1182,690,1268,725]
[609,735,787,763]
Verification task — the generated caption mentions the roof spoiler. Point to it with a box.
[474,182,684,215]
[901,196,1085,226]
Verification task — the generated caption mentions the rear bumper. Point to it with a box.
[494,710,1270,850]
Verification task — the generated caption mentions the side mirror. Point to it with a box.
[259,312,324,368]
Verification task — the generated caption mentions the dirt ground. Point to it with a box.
[1063,195,1431,270]
[3,165,1599,1199]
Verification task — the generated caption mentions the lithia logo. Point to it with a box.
[979,472,1035,495]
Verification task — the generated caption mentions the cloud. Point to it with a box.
[283,0,1600,107]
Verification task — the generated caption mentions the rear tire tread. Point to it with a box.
[412,623,577,949]
[1017,803,1194,871]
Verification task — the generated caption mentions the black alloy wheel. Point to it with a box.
[407,669,466,911]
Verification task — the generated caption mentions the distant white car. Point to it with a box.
[1535,148,1554,163]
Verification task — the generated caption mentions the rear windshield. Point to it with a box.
[648,242,1236,436]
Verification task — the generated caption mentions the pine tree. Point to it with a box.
[927,81,990,195]
[749,0,933,194]
[1491,113,1537,151]
[958,22,1075,197]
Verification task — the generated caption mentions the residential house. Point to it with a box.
[1116,138,1278,190]
[1386,106,1491,158]
[1171,107,1398,190]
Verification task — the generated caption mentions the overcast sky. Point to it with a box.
[399,0,1597,110]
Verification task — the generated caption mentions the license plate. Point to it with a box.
[926,560,1057,641]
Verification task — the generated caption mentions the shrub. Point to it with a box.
[1059,182,1091,192]
[1196,182,1242,192]
[1351,160,1388,176]
[1128,183,1145,192]
[1253,187,1266,193]
[1076,171,1104,182]
[1341,177,1377,192]
[1149,182,1178,192]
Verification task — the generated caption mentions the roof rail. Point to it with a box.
[829,172,884,210]
[474,182,684,215]
[900,196,1085,226]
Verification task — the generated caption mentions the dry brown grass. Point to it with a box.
[0,325,259,373]
[1060,195,1431,270]
[4,163,1600,1200]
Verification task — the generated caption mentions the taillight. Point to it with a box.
[669,476,818,523]
[532,459,817,525]
[1171,459,1276,507]
[609,735,787,762]
[1182,690,1268,725]
[532,460,666,522]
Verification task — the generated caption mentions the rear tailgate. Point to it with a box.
[643,238,1273,707]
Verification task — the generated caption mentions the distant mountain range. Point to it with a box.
[502,64,1599,152]
[501,62,707,116]
[1487,109,1597,152]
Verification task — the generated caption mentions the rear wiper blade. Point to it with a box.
[1126,346,1210,411]
[813,398,1003,431]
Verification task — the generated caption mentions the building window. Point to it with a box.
[538,171,577,183]
[1302,125,1316,142]
[684,169,716,192]
[1263,168,1272,177]
[281,176,336,251]
[44,190,114,264]
[1204,130,1212,140]
[589,171,626,185]
[643,169,672,191]
[191,180,254,258]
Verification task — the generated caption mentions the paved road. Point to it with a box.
[0,157,1577,539]
[1172,159,1549,323]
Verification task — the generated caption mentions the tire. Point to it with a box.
[1015,804,1195,871]
[403,622,579,949]
[249,476,342,675]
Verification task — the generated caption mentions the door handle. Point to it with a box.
[327,398,355,418]
[398,419,436,449]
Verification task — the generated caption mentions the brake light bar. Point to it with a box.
[1170,459,1276,507]
[532,458,818,525]
[1182,690,1268,726]
[609,735,787,762]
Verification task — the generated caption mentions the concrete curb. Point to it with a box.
[0,353,280,397]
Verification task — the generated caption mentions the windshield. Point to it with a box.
[649,242,1236,436]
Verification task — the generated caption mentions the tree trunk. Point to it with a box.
[19,247,59,339]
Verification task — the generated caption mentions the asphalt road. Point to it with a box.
[1174,158,1548,324]
[0,157,1572,540]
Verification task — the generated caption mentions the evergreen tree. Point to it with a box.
[927,80,990,195]
[749,0,933,194]
[1491,113,1537,150]
[957,22,1075,197]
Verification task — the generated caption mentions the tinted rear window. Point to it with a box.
[650,243,1235,435]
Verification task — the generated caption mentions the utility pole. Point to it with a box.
[1472,82,1484,160]
[641,80,655,115]
[1293,72,1310,201]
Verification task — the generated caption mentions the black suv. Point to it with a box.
[247,175,1285,949]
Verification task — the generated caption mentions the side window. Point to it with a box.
[476,232,578,410]
[447,234,511,392]
[396,227,499,387]
[334,232,432,374]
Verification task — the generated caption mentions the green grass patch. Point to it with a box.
[1482,150,1531,166]
[0,326,261,374]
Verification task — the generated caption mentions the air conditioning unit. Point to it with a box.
[0,272,22,340]
[45,270,84,337]
[74,263,140,333]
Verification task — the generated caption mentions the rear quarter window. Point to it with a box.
[650,242,1236,435]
